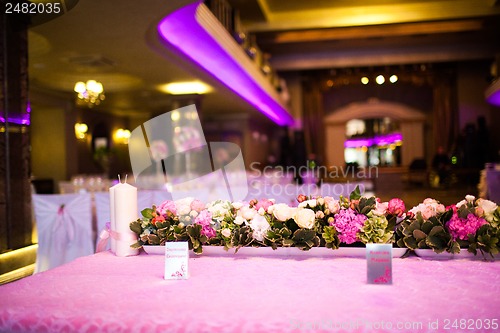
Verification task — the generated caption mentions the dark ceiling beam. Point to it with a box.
[257,19,485,45]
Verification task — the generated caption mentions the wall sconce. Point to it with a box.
[74,123,88,140]
[115,128,131,144]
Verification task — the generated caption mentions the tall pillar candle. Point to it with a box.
[109,183,119,253]
[113,182,139,257]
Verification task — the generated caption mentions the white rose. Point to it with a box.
[234,215,246,225]
[299,199,317,209]
[317,197,325,206]
[456,199,467,208]
[258,207,265,215]
[175,198,193,215]
[294,208,316,229]
[232,201,243,210]
[315,211,324,219]
[221,228,231,238]
[272,203,294,222]
[465,195,476,203]
[239,206,256,220]
[477,199,498,221]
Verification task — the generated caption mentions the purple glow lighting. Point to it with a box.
[344,132,402,148]
[344,138,372,148]
[485,80,500,107]
[157,3,293,126]
[0,116,30,125]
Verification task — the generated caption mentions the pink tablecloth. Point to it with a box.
[1,251,499,333]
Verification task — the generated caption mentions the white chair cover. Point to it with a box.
[94,191,154,251]
[32,193,94,273]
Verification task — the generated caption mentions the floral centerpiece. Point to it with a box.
[129,186,406,254]
[395,195,500,259]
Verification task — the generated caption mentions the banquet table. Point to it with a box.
[1,250,499,333]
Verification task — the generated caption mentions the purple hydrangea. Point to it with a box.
[331,208,367,244]
[194,209,216,239]
[446,213,487,241]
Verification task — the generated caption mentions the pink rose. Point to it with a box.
[387,198,405,217]
[254,199,273,212]
[373,201,388,216]
[157,200,176,215]
[324,196,340,214]
[190,199,205,213]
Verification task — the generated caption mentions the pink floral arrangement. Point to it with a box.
[130,188,499,257]
[446,211,487,241]
[194,210,216,239]
[331,208,367,244]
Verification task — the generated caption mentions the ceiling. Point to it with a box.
[28,0,500,119]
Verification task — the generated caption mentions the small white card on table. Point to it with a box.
[366,243,392,284]
[164,242,189,280]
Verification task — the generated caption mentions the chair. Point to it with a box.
[32,193,94,273]
[94,191,154,251]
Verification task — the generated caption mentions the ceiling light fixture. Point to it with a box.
[74,80,105,107]
[158,81,211,95]
[361,77,369,85]
[376,75,385,85]
[389,75,398,83]
[157,3,294,126]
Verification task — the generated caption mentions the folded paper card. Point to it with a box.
[366,243,392,284]
[164,242,189,280]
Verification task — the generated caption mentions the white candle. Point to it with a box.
[109,183,119,253]
[113,182,139,257]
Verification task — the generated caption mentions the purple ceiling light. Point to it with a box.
[485,79,500,107]
[157,2,294,126]
[344,132,402,148]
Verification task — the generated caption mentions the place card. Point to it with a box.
[164,242,189,280]
[366,243,392,284]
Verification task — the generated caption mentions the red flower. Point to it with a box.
[297,194,308,203]
[152,215,166,226]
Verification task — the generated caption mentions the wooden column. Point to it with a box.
[0,10,32,251]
